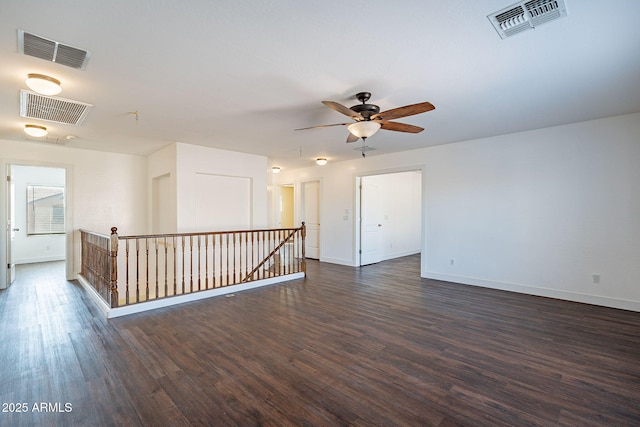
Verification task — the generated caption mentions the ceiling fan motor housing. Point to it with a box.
[350,103,380,119]
[351,91,380,119]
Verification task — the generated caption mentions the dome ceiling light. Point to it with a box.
[25,73,62,96]
[347,121,381,139]
[24,124,48,137]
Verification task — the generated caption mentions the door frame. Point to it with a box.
[275,183,295,228]
[354,166,425,268]
[296,177,322,260]
[1,160,74,288]
[358,175,384,266]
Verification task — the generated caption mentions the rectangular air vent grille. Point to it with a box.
[18,30,91,70]
[22,134,65,145]
[20,90,93,125]
[488,0,567,39]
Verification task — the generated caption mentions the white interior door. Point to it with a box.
[360,178,382,265]
[5,167,16,287]
[302,181,320,259]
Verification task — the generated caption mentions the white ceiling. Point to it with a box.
[1,1,639,170]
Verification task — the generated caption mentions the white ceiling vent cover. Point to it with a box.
[20,90,93,125]
[488,0,568,39]
[22,134,65,146]
[18,30,91,70]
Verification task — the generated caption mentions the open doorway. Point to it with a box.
[279,184,294,228]
[277,181,321,259]
[5,164,68,288]
[357,170,422,266]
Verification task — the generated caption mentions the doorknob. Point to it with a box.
[377,224,382,227]
[12,228,20,232]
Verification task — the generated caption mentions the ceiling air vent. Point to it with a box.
[18,30,91,70]
[20,90,93,125]
[488,0,568,39]
[22,134,65,146]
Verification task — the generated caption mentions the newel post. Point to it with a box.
[301,222,306,276]
[109,227,119,308]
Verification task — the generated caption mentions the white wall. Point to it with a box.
[275,112,640,311]
[0,139,148,282]
[148,143,177,233]
[174,143,268,232]
[148,142,270,233]
[423,113,640,311]
[11,165,66,264]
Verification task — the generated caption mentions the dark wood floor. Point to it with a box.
[1,257,639,426]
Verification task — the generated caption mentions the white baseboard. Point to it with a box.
[423,272,640,312]
[321,251,420,268]
[320,257,356,267]
[15,256,65,264]
[381,249,420,262]
[77,275,111,317]
[105,273,305,318]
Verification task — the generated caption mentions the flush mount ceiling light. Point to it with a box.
[272,166,281,174]
[25,73,62,96]
[316,158,328,166]
[347,121,381,140]
[24,124,48,137]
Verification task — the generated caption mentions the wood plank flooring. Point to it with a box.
[1,257,639,426]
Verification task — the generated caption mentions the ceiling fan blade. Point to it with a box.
[346,132,359,143]
[372,102,435,121]
[379,121,424,133]
[322,101,363,120]
[294,122,351,131]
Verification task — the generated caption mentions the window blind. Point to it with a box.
[27,185,65,235]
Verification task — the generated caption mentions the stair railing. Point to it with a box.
[80,223,306,308]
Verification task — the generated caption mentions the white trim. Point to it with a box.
[320,257,356,267]
[423,272,640,312]
[77,275,111,317]
[381,249,420,262]
[15,256,65,264]
[354,165,426,269]
[106,273,305,318]
[0,159,74,287]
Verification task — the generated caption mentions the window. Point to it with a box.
[27,185,65,235]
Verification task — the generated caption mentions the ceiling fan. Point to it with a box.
[295,92,435,144]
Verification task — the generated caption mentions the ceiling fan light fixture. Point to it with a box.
[316,158,328,166]
[348,121,381,139]
[24,124,48,137]
[25,73,62,96]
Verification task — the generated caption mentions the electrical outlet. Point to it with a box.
[592,274,600,284]
[450,259,455,265]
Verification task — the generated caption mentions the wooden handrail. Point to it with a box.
[115,226,304,240]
